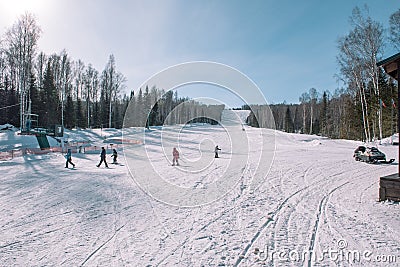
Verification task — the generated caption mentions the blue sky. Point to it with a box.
[0,0,399,107]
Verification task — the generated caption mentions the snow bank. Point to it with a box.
[0,123,17,131]
[380,133,399,146]
[0,131,40,150]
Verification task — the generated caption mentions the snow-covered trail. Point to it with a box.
[237,132,400,266]
[0,124,399,266]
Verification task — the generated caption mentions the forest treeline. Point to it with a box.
[124,87,225,128]
[0,13,224,131]
[0,13,130,129]
[248,7,400,141]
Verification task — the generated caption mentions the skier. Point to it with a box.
[97,147,109,168]
[111,149,118,164]
[65,148,75,168]
[172,147,179,166]
[215,145,221,158]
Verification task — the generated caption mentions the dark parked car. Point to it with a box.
[353,146,394,164]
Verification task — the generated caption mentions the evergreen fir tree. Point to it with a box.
[76,97,86,128]
[41,61,60,127]
[319,91,328,136]
[293,105,302,133]
[247,110,259,128]
[136,88,144,126]
[147,102,159,126]
[64,94,75,129]
[113,100,121,128]
[0,83,7,124]
[7,86,20,127]
[284,106,294,133]
[93,101,100,128]
[122,94,130,127]
[29,73,40,117]
[100,89,109,128]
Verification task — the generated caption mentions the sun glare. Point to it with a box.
[0,0,47,22]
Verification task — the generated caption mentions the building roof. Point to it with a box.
[377,52,400,81]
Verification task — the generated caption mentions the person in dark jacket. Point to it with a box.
[65,148,75,168]
[215,145,221,158]
[111,149,118,164]
[97,147,109,168]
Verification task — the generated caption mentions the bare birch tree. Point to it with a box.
[3,13,41,130]
[338,34,371,142]
[389,9,400,50]
[101,55,126,128]
[35,52,46,90]
[84,64,99,128]
[309,88,318,134]
[337,6,384,142]
[299,92,309,133]
[350,7,384,141]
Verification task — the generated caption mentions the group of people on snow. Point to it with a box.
[66,144,221,168]
[65,147,118,169]
[171,145,222,166]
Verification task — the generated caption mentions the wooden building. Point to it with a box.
[377,52,400,201]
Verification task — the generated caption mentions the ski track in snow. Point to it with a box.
[233,131,399,267]
[0,120,399,266]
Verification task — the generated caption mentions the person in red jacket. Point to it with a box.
[172,147,179,166]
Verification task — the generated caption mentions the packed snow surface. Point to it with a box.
[0,116,399,266]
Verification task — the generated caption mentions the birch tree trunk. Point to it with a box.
[4,13,41,130]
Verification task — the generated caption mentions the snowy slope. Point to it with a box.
[0,126,59,150]
[63,128,123,145]
[0,118,399,266]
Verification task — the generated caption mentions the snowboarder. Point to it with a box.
[215,145,221,158]
[65,148,75,168]
[97,147,109,168]
[111,149,118,164]
[172,147,179,166]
